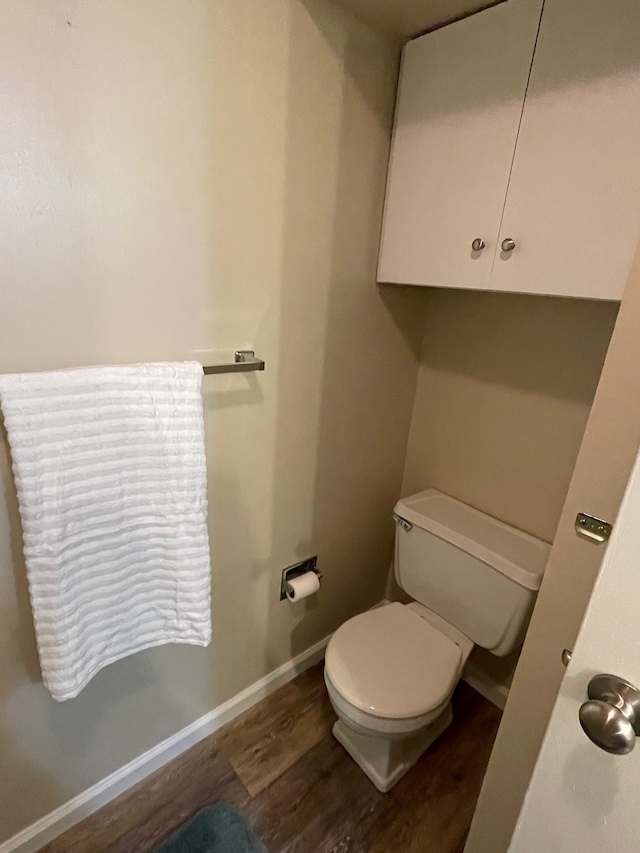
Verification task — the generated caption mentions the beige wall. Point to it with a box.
[465,246,640,853]
[403,288,618,543]
[0,1,427,842]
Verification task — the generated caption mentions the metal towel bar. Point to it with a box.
[0,352,265,377]
[203,350,265,375]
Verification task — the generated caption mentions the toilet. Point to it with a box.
[324,488,550,792]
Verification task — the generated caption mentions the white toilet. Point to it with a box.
[324,488,550,792]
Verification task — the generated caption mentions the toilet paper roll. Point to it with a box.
[286,571,320,602]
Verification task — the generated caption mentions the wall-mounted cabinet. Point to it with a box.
[378,0,640,301]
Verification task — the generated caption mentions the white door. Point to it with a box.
[491,0,640,301]
[508,445,640,851]
[377,0,542,290]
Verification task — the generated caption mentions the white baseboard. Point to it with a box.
[463,661,509,711]
[0,636,330,853]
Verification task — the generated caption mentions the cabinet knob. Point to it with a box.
[501,237,516,252]
[471,238,485,252]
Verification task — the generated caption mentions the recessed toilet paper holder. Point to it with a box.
[280,556,321,601]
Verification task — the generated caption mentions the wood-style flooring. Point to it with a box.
[39,662,501,853]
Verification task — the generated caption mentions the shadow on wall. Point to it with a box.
[0,735,59,841]
[403,288,620,544]
[263,0,429,668]
[0,417,41,687]
[0,431,61,838]
[418,288,619,402]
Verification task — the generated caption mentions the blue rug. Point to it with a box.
[154,803,268,853]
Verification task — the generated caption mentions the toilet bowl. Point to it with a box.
[324,601,473,791]
[324,489,550,792]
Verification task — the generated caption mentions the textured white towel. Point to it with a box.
[0,362,211,701]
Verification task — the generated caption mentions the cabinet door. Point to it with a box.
[377,0,543,290]
[491,0,640,300]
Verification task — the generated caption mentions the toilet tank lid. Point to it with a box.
[394,489,550,591]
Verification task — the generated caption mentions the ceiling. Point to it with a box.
[334,0,502,40]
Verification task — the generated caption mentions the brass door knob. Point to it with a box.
[501,237,516,252]
[471,238,485,251]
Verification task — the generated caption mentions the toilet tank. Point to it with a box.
[393,490,550,657]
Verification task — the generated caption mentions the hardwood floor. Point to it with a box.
[216,664,335,797]
[39,663,501,853]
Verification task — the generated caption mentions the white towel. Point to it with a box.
[0,362,211,701]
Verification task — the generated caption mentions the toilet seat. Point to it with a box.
[325,602,463,721]
[324,670,448,737]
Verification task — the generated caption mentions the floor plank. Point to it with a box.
[36,663,501,853]
[217,662,334,796]
[245,732,385,853]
